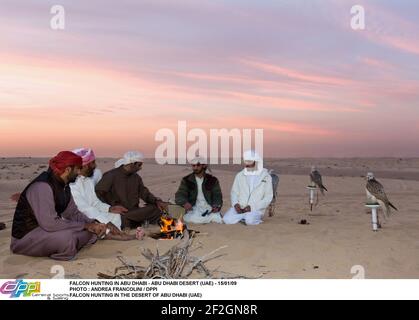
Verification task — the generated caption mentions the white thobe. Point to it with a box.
[70,169,122,229]
[223,168,273,225]
[183,176,223,224]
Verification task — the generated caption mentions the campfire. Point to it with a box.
[151,216,186,240]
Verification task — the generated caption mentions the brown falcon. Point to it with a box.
[366,172,398,218]
[310,166,328,195]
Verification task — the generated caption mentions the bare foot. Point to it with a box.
[136,227,145,240]
[105,233,136,241]
[103,225,138,241]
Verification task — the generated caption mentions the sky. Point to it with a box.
[1,0,419,158]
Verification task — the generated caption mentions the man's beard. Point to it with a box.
[86,168,95,178]
[245,164,257,172]
[128,168,139,175]
[68,172,79,184]
[193,168,205,175]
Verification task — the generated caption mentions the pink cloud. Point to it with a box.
[168,70,338,101]
[239,59,354,86]
[359,57,394,69]
[377,35,419,56]
[219,117,336,136]
[211,90,365,113]
[347,3,419,57]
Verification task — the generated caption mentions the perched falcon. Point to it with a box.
[310,166,328,195]
[366,172,398,218]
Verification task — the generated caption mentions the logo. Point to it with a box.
[0,280,41,298]
[154,120,264,175]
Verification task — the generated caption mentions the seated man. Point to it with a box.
[223,150,273,225]
[10,151,109,261]
[175,157,223,224]
[70,148,127,230]
[95,151,167,229]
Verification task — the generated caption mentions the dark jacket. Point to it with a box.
[175,173,223,208]
[12,169,72,239]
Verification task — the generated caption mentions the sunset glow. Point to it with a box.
[1,0,418,157]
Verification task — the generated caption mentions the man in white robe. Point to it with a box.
[70,148,127,230]
[223,150,273,225]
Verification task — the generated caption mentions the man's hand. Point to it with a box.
[183,202,193,212]
[156,200,168,212]
[243,205,251,213]
[85,222,107,238]
[234,203,243,214]
[106,222,122,235]
[211,206,221,213]
[109,205,128,215]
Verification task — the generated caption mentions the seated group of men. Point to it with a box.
[10,149,273,261]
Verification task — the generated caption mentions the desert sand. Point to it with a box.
[1,157,419,279]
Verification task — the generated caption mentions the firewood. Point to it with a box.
[98,230,253,279]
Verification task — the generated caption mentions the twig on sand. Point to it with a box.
[98,231,250,279]
[184,245,228,277]
[117,256,143,279]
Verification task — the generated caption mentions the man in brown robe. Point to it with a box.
[96,151,167,228]
[10,151,110,261]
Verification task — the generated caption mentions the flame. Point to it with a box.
[175,219,184,233]
[160,216,175,233]
[158,216,185,240]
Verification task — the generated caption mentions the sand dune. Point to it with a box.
[1,158,419,279]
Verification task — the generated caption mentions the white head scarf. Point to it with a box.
[189,157,208,165]
[72,148,96,166]
[243,150,262,162]
[243,150,263,176]
[115,151,145,168]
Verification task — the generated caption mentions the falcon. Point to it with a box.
[366,172,398,218]
[310,166,328,195]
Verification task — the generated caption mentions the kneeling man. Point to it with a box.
[223,150,273,225]
[175,158,223,224]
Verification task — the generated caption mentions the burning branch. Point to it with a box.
[149,216,187,240]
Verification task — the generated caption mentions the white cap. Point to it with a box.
[115,151,145,168]
[243,150,261,162]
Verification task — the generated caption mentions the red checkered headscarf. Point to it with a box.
[49,151,82,175]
